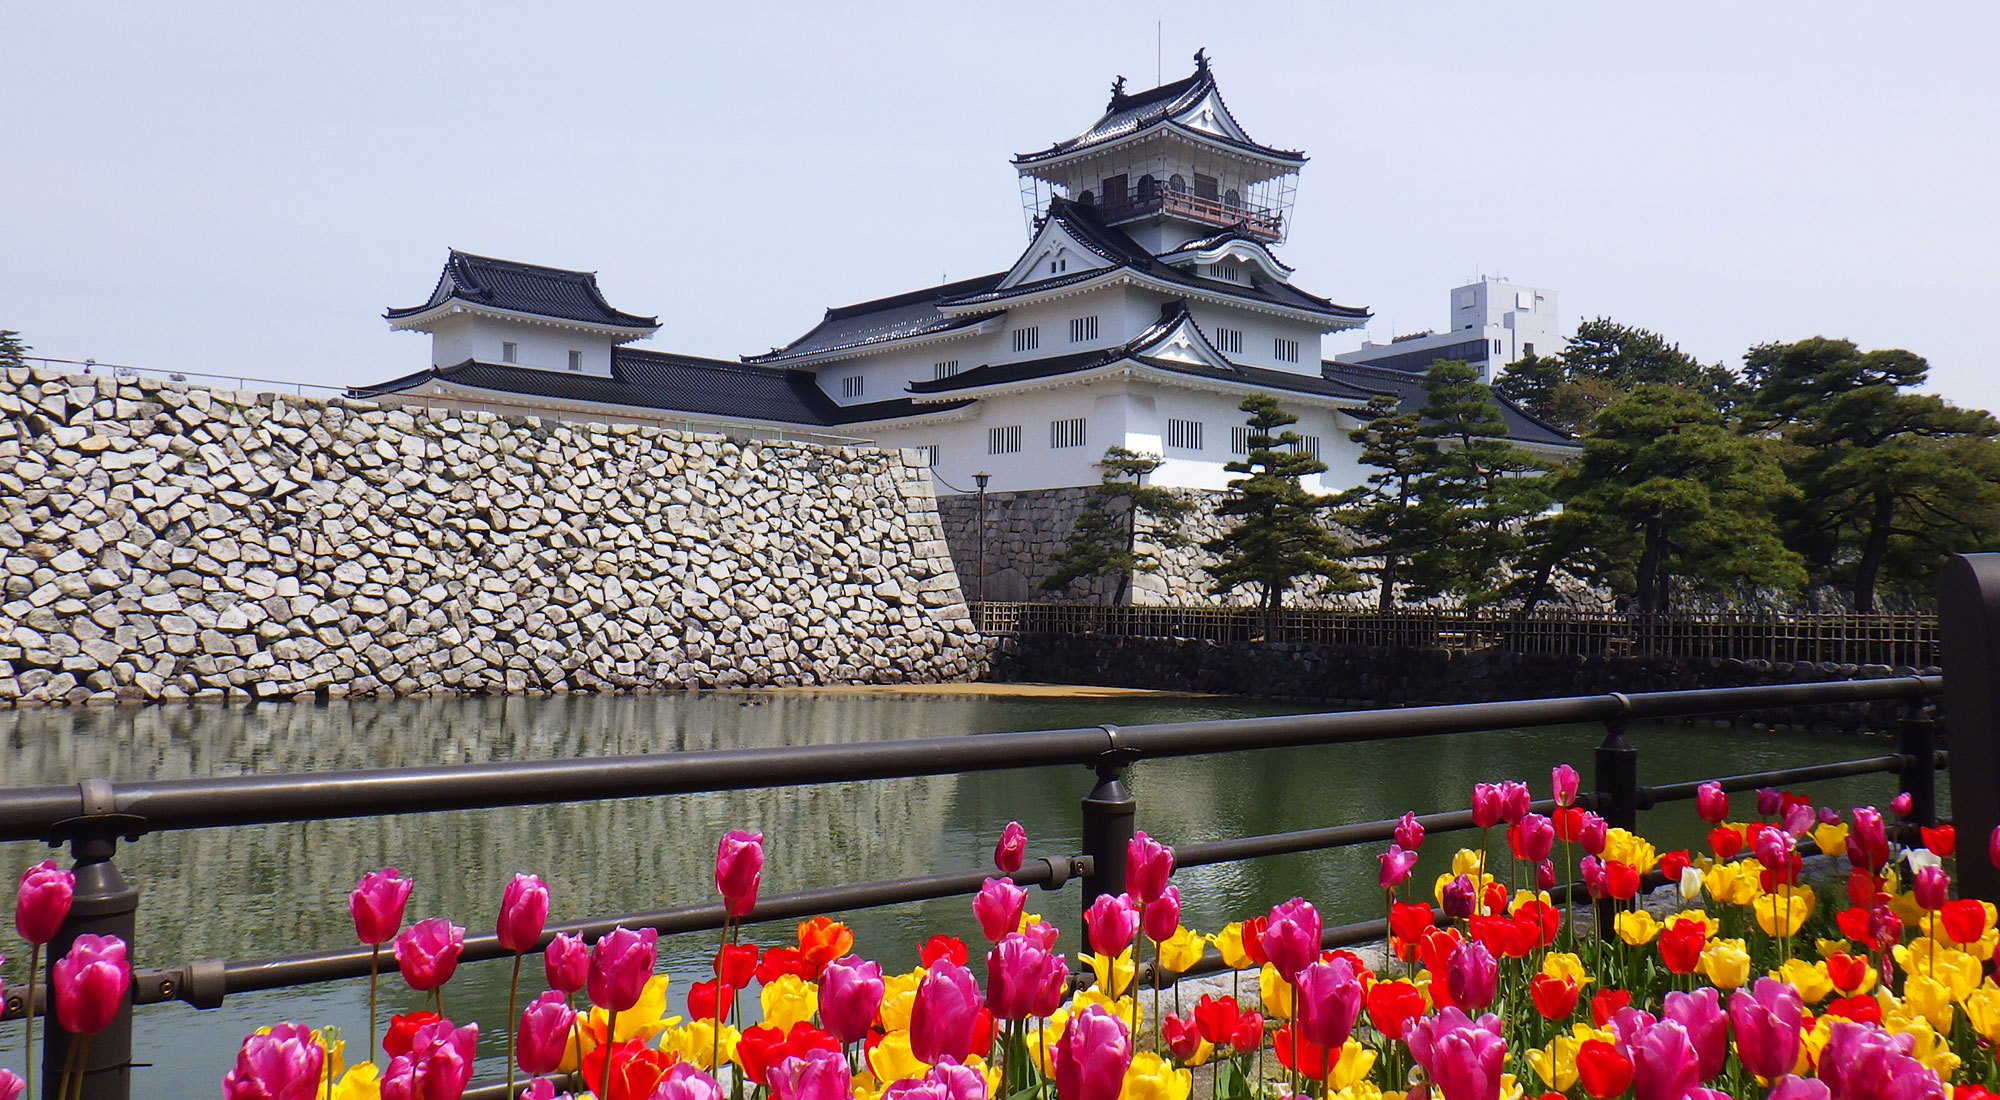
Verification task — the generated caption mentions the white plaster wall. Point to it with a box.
[1179,301,1326,374]
[426,313,616,376]
[1129,382,1354,493]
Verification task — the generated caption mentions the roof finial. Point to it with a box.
[1108,75,1126,107]
[1192,47,1208,74]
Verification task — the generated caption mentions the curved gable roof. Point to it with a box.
[1013,54,1304,168]
[386,250,659,330]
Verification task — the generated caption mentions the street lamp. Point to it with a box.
[973,472,990,609]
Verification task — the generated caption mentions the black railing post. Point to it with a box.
[42,829,138,1100]
[1896,713,1939,829]
[1592,701,1638,939]
[1942,553,2000,904]
[1079,727,1135,956]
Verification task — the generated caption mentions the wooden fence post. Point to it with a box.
[1941,553,2000,904]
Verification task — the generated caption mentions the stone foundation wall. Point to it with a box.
[0,367,982,704]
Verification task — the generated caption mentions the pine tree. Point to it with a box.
[1041,447,1193,604]
[1340,393,1430,611]
[1203,394,1361,625]
[0,330,29,368]
[1402,360,1549,606]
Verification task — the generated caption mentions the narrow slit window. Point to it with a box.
[1215,327,1245,354]
[1011,326,1040,353]
[841,375,865,399]
[988,425,1023,454]
[933,360,960,379]
[1068,316,1099,343]
[1274,337,1301,363]
[1231,425,1250,455]
[1050,417,1087,449]
[915,445,939,467]
[1166,418,1203,450]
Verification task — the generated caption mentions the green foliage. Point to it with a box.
[1202,394,1361,616]
[1494,318,1740,432]
[1340,394,1429,611]
[1040,447,1193,604]
[0,330,29,368]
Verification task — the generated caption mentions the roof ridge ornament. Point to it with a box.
[1107,75,1126,110]
[1192,48,1208,74]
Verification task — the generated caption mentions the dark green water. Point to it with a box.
[0,690,1924,1094]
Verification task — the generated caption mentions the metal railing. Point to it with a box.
[973,602,1942,667]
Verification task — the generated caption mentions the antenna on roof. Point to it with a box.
[1157,22,1162,85]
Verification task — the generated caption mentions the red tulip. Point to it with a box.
[349,867,413,947]
[1728,978,1803,1082]
[583,1038,678,1100]
[1920,825,1955,857]
[1083,893,1138,956]
[910,958,981,1063]
[759,946,808,984]
[1162,1012,1203,1061]
[687,978,737,1022]
[1054,1005,1129,1100]
[919,935,969,968]
[1552,764,1579,808]
[496,874,549,954]
[1261,897,1321,980]
[819,955,884,1042]
[1695,782,1728,824]
[384,1011,441,1057]
[1708,826,1744,860]
[1367,979,1427,1039]
[395,918,465,993]
[1604,861,1640,900]
[737,1024,838,1087]
[517,990,575,1075]
[1273,1023,1330,1079]
[770,1048,850,1100]
[994,821,1027,874]
[972,877,1026,943]
[1940,898,1993,944]
[1535,860,1556,891]
[1529,973,1579,1019]
[14,859,74,945]
[544,931,588,994]
[1659,917,1705,974]
[382,1017,476,1100]
[1193,994,1244,1044]
[714,942,759,987]
[1824,952,1870,995]
[1395,812,1426,851]
[1378,845,1419,889]
[52,933,129,1035]
[587,926,658,1013]
[714,829,765,918]
[1142,885,1181,942]
[1576,1039,1633,1098]
[1590,989,1631,1026]
[1294,956,1364,1049]
[221,1021,323,1100]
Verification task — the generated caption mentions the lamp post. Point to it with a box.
[973,472,990,610]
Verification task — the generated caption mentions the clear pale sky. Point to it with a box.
[5,3,1996,410]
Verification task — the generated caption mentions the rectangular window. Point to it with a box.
[1213,264,1241,283]
[914,445,939,468]
[567,349,582,371]
[1194,173,1219,200]
[933,360,960,379]
[841,375,865,399]
[1215,327,1244,354]
[1492,338,1503,353]
[501,341,517,364]
[1011,326,1040,353]
[1523,343,1535,357]
[1288,435,1321,458]
[1166,418,1203,451]
[1231,425,1250,455]
[1049,258,1067,274]
[1067,315,1099,343]
[1274,337,1301,363]
[988,425,1023,454]
[1050,417,1087,449]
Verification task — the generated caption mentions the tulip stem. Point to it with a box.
[64,1032,90,1100]
[367,943,380,1064]
[25,942,37,1100]
[506,951,523,1096]
[603,1008,620,1100]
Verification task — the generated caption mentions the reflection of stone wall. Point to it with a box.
[0,368,980,704]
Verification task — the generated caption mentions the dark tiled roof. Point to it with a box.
[743,273,1005,363]
[386,250,659,329]
[1321,359,1578,448]
[1013,56,1304,166]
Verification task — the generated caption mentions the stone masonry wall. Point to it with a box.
[0,367,981,704]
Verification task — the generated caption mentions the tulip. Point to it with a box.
[53,933,129,1035]
[1552,763,1579,807]
[1084,892,1139,956]
[1850,808,1888,870]
[1470,783,1502,829]
[1405,1008,1506,1100]
[819,955,884,1043]
[771,1048,850,1100]
[972,877,1026,943]
[587,926,658,1014]
[1378,845,1418,889]
[1498,781,1531,825]
[1445,940,1497,1011]
[349,867,413,946]
[1509,813,1555,864]
[1820,1018,1945,1100]
[1890,791,1913,817]
[493,874,549,954]
[1395,812,1425,850]
[1580,856,1607,900]
[516,990,574,1076]
[380,1017,476,1100]
[1690,781,1727,823]
[910,958,980,1064]
[1576,1039,1633,1098]
[1664,987,1727,1080]
[546,932,589,994]
[1578,812,1608,856]
[1919,824,1955,857]
[1783,801,1818,838]
[395,918,465,993]
[1755,788,1782,817]
[1753,827,1795,871]
[1528,973,1579,1020]
[15,859,74,945]
[1913,865,1949,911]
[1536,860,1557,891]
[1990,824,2000,869]
[221,1021,324,1100]
[1162,1012,1205,1062]
[1293,957,1363,1049]
[1728,977,1804,1081]
[1261,897,1321,980]
[994,821,1027,874]
[0,1070,19,1100]
[1628,1019,1700,1100]
[655,1063,725,1100]
[1769,1077,1832,1100]
[986,932,1065,1021]
[925,1057,987,1100]
[1441,873,1479,918]
[714,830,765,918]
[1054,1005,1129,1100]
[1125,830,1174,903]
[1143,884,1181,943]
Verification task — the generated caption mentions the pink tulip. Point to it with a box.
[1913,865,1949,911]
[1753,826,1795,871]
[518,1080,565,1100]
[994,821,1027,874]
[1498,781,1531,825]
[1756,788,1783,817]
[1470,783,1503,829]
[1378,845,1418,889]
[1819,1019,1944,1100]
[1729,977,1804,1081]
[771,1048,850,1100]
[1664,987,1727,1080]
[349,867,413,947]
[1125,831,1174,903]
[1445,940,1497,1011]
[586,925,657,1013]
[1535,861,1556,891]
[395,918,465,993]
[714,829,765,918]
[972,877,1027,942]
[1629,1018,1701,1100]
[1819,807,1842,826]
[496,873,549,954]
[541,932,587,996]
[1441,873,1479,918]
[654,1063,725,1100]
[1851,808,1888,870]
[1083,892,1138,956]
[1143,885,1180,942]
[819,955,885,1043]
[1781,802,1816,839]
[1890,791,1913,817]
[1022,918,1060,951]
[221,1021,324,1100]
[15,859,75,945]
[1551,764,1579,808]
[910,958,980,1064]
[881,1082,948,1100]
[1577,811,1608,856]
[1405,1008,1506,1100]
[1395,812,1426,850]
[1695,782,1728,824]
[1261,897,1321,980]
[516,990,574,1075]
[1579,856,1607,900]
[380,1017,476,1100]
[1867,905,1904,953]
[1512,813,1556,864]
[52,933,129,1035]
[924,1056,989,1100]
[1769,1077,1832,1100]
[1990,824,2000,869]
[1054,1004,1130,1100]
[1294,956,1364,1049]
[987,932,1066,1020]
[0,1069,20,1100]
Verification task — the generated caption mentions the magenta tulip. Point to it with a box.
[516,990,574,1076]
[882,1082,948,1100]
[1578,812,1608,856]
[1498,781,1531,825]
[1851,808,1889,870]
[1083,892,1138,956]
[1442,873,1479,919]
[655,1063,726,1100]
[1990,824,2000,870]
[1579,856,1607,900]
[1756,788,1783,817]
[1819,1019,1944,1100]
[1768,1077,1831,1100]
[1143,885,1181,942]
[496,873,549,954]
[1294,956,1364,1049]
[380,1017,476,1100]
[0,1070,20,1100]
[1629,1018,1701,1100]
[1378,845,1418,889]
[1126,831,1174,903]
[1728,978,1804,1082]
[1890,791,1913,817]
[1535,860,1556,891]
[1055,1004,1130,1100]
[924,1056,988,1100]
[987,933,1066,1020]
[1513,812,1556,864]
[1753,826,1794,871]
[994,821,1027,874]
[1406,1008,1506,1100]
[1818,806,1842,826]
[1470,783,1503,829]
[714,829,765,918]
[221,1021,324,1100]
[1913,865,1949,911]
[1261,897,1321,979]
[1664,987,1727,1080]
[819,955,885,1043]
[586,925,657,1012]
[771,1048,850,1100]
[544,931,588,995]
[349,867,413,947]
[1551,763,1579,807]
[1695,782,1729,824]
[973,877,1027,943]
[1395,812,1426,851]
[911,958,981,1064]
[395,918,465,993]
[1781,802,1815,839]
[1446,940,1497,1011]
[52,933,129,1035]
[14,859,74,945]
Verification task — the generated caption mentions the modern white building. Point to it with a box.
[1333,278,1564,381]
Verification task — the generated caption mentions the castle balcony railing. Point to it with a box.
[1097,188,1284,241]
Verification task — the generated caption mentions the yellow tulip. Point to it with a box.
[1816,938,1852,959]
[1433,871,1497,908]
[1082,948,1136,997]
[1540,952,1593,986]
[869,1031,928,1083]
[879,968,926,1032]
[1889,891,1927,928]
[1811,821,1849,858]
[1071,989,1139,1030]
[580,975,679,1049]
[660,1021,739,1072]
[1259,964,1294,1019]
[1327,1039,1378,1091]
[1770,959,1832,1003]
[761,973,819,1031]
[1120,1052,1192,1100]
[1024,1015,1067,1077]
[1798,1015,1836,1074]
[1330,1084,1386,1100]
[1526,1034,1581,1092]
[1964,984,2000,1043]
[1499,1072,1524,1100]
[1615,910,1660,946]
[1697,938,1751,989]
[1899,975,1956,1033]
[1703,861,1761,907]
[1453,848,1486,877]
[1885,1014,1960,1079]
[1156,927,1206,974]
[1601,828,1658,874]
[1754,888,1815,937]
[1213,923,1254,969]
[330,1063,380,1100]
